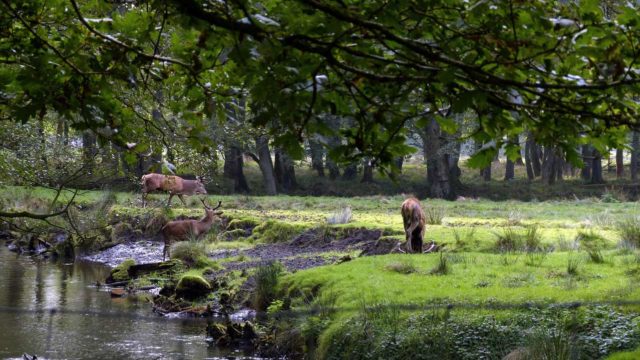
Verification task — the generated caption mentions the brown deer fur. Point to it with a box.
[401,197,426,253]
[161,200,222,260]
[141,173,207,207]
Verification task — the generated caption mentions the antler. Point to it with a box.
[200,198,222,211]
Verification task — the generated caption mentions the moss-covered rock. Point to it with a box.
[226,218,260,231]
[176,274,212,299]
[108,259,136,283]
[110,222,133,243]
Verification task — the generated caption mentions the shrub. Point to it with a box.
[252,261,285,311]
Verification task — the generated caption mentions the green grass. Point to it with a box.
[607,347,640,359]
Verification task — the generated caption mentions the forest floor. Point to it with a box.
[2,186,640,358]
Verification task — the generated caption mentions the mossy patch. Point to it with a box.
[250,220,307,243]
[109,259,136,282]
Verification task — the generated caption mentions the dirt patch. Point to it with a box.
[210,227,383,275]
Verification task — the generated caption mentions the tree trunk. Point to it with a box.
[504,158,515,181]
[395,156,404,172]
[632,132,640,181]
[524,136,535,181]
[423,117,456,199]
[255,135,277,195]
[529,136,542,177]
[616,148,624,178]
[308,138,325,177]
[82,130,97,174]
[361,159,374,183]
[342,163,358,181]
[591,149,604,184]
[541,147,558,185]
[581,145,593,181]
[274,148,298,192]
[223,145,250,193]
[481,163,491,182]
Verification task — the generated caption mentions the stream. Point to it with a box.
[0,244,259,360]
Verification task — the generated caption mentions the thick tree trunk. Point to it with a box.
[274,148,298,192]
[632,132,640,181]
[504,158,515,181]
[616,148,624,178]
[581,145,593,181]
[255,135,277,195]
[223,146,250,193]
[424,117,456,199]
[591,149,604,184]
[308,139,325,177]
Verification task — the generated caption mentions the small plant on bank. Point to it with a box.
[617,217,640,249]
[567,254,581,276]
[252,261,285,311]
[452,228,477,250]
[575,230,608,264]
[430,252,449,275]
[170,240,213,268]
[326,206,352,225]
[425,207,445,225]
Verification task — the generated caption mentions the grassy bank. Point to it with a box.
[3,186,640,358]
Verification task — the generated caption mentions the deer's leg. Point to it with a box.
[178,194,187,207]
[163,239,169,261]
[167,193,174,207]
[142,192,147,208]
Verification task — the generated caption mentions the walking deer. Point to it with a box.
[161,199,223,260]
[401,197,426,253]
[141,173,207,207]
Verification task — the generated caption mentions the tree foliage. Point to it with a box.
[2,0,640,171]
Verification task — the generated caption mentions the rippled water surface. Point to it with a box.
[0,244,254,359]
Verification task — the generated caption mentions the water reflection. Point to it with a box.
[0,245,258,359]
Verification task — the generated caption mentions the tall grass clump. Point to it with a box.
[524,329,573,360]
[523,225,542,252]
[567,254,581,276]
[425,207,445,225]
[170,239,213,268]
[430,253,450,275]
[617,217,640,249]
[326,206,352,225]
[494,227,523,252]
[452,228,477,251]
[252,261,285,311]
[576,230,607,264]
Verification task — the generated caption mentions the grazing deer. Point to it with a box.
[401,197,426,253]
[141,173,207,207]
[161,199,223,260]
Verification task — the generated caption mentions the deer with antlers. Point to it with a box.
[161,199,223,260]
